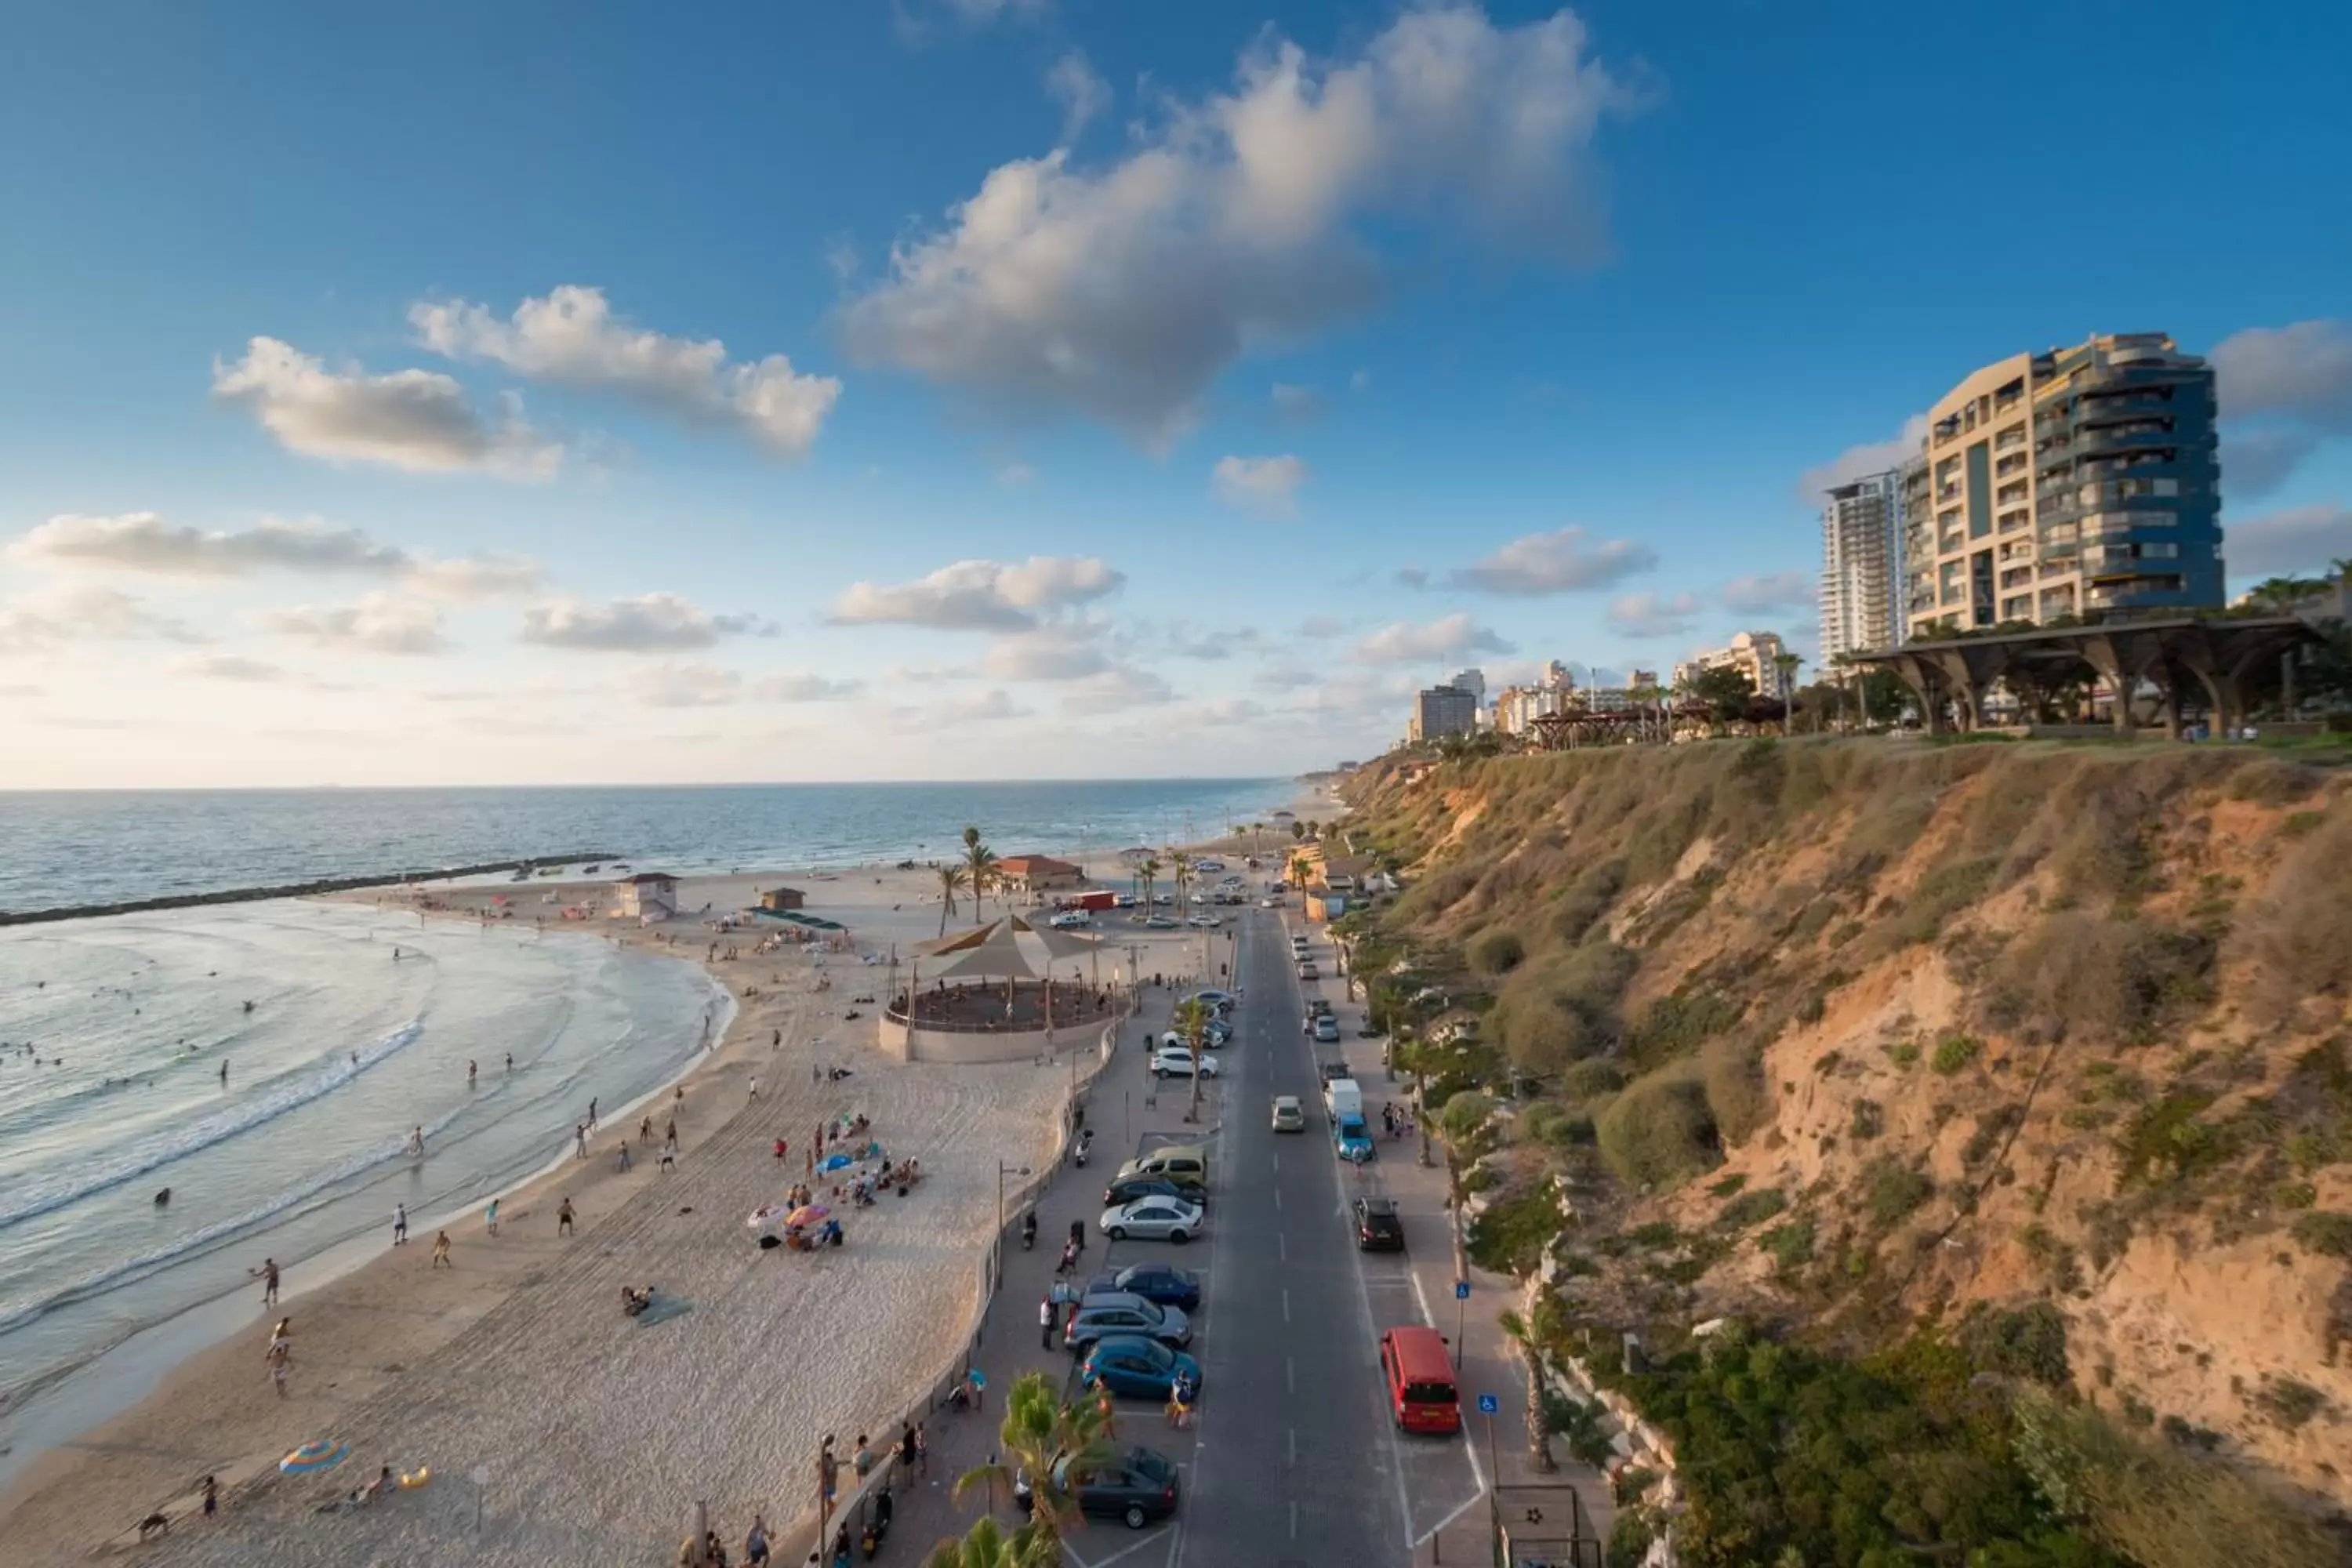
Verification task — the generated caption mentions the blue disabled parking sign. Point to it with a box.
[1454,1279,1471,1300]
[1477,1393,1500,1414]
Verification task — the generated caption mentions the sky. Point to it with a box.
[3,0,2350,789]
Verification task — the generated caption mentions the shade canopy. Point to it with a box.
[910,914,1102,980]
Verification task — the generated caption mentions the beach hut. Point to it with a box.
[615,873,678,919]
[994,855,1085,900]
[757,887,807,912]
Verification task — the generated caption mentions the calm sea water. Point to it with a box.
[0,779,1287,1476]
[0,779,1290,916]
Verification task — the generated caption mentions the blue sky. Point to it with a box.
[4,0,2349,786]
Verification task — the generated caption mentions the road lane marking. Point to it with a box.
[1066,1526,1171,1568]
[1273,1188,1282,1210]
[1282,1287,1291,1323]
[1410,1491,1486,1549]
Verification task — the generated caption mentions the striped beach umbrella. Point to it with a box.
[280,1440,349,1475]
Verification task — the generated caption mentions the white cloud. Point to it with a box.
[212,337,561,477]
[982,623,1112,681]
[1254,658,1318,691]
[2212,320,2352,430]
[412,286,840,457]
[261,593,451,655]
[1444,525,1656,594]
[1798,412,1928,499]
[840,5,1640,441]
[521,593,771,652]
[1211,454,1310,515]
[0,585,205,655]
[167,652,285,683]
[2224,504,2352,580]
[2223,429,2321,501]
[1350,613,1515,665]
[1603,590,1702,638]
[1060,666,1176,715]
[9,512,544,599]
[753,671,863,702]
[622,663,744,709]
[898,688,1032,727]
[1720,571,1814,613]
[829,556,1125,630]
[1046,50,1111,144]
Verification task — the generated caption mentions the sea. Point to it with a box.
[0,779,1287,1482]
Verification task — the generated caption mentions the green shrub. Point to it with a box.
[2291,1210,2352,1258]
[1962,1104,2023,1167]
[2252,1375,2326,1430]
[1849,1098,1885,1140]
[1466,1185,1560,1276]
[1886,1038,1922,1068]
[2280,809,2326,839]
[1595,1062,1719,1188]
[1551,858,1627,945]
[1490,941,1637,1074]
[1698,1033,1771,1145]
[1885,855,1999,946]
[1628,987,1742,1069]
[1759,1215,1815,1272]
[1930,1033,1982,1073]
[1560,1058,1625,1102]
[1716,1187,1787,1230]
[1958,1302,2071,1387]
[1468,927,1526,975]
[2115,1091,2227,1188]
[1863,1157,1935,1228]
[2227,811,2352,1019]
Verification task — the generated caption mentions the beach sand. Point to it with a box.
[0,858,1223,1566]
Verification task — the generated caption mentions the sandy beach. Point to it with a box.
[0,851,1239,1566]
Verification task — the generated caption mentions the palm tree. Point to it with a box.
[1168,851,1192,919]
[1172,996,1210,1123]
[961,828,999,927]
[1772,652,1803,720]
[942,1372,1115,1560]
[1290,819,1305,842]
[935,864,969,938]
[1497,1308,1559,1474]
[1288,851,1313,894]
[922,1515,1040,1568]
[1138,857,1160,916]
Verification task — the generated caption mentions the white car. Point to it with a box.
[1186,914,1222,928]
[1270,1095,1305,1133]
[1152,1045,1221,1080]
[1100,1196,1204,1243]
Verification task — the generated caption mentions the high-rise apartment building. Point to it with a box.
[1902,332,2221,640]
[1674,631,1797,701]
[1447,668,1488,708]
[1820,466,1906,666]
[1409,684,1477,743]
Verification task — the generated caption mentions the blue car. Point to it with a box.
[1086,1263,1203,1312]
[1080,1335,1203,1401]
[1335,1114,1376,1163]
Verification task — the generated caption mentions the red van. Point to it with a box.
[1379,1326,1461,1434]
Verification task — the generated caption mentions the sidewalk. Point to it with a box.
[1295,929,1614,1568]
[884,982,1220,1566]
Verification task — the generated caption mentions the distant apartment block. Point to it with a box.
[1446,668,1488,708]
[1409,684,1478,743]
[1902,332,2222,641]
[1820,466,1907,666]
[1674,630,1797,701]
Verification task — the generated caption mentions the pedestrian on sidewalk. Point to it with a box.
[913,1422,928,1476]
[898,1424,916,1479]
[1040,1294,1057,1349]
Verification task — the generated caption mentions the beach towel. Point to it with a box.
[632,1294,693,1328]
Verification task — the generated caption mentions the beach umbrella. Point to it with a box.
[280,1439,350,1475]
[787,1203,829,1227]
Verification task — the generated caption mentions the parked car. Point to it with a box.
[1353,1196,1406,1251]
[1066,1291,1192,1350]
[1048,910,1091,927]
[1051,1444,1181,1530]
[1186,914,1222,928]
[1270,1094,1306,1133]
[1116,1146,1209,1186]
[1335,1116,1376,1163]
[1260,895,1282,908]
[1102,1174,1194,1209]
[1144,916,1178,930]
[1297,962,1319,980]
[1152,1045,1221,1079]
[1080,1336,1202,1401]
[1100,1196,1204,1243]
[1318,1058,1352,1086]
[1188,989,1236,1011]
[1313,1014,1342,1043]
[1086,1262,1202,1311]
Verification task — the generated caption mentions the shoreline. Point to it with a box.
[0,853,1194,1565]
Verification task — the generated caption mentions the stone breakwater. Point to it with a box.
[0,854,618,927]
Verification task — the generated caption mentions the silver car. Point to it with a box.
[1099,1196,1204,1243]
[1067,1290,1192,1350]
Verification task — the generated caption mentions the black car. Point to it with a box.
[1086,1262,1202,1312]
[1353,1195,1406,1251]
[1052,1445,1181,1530]
[1318,1058,1351,1086]
[1102,1174,1204,1210]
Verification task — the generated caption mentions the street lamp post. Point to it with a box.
[995,1161,1030,1279]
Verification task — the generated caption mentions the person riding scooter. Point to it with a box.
[1073,1129,1093,1168]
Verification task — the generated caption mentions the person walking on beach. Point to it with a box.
[574,1123,589,1160]
[393,1203,408,1245]
[748,1074,759,1101]
[666,1118,679,1152]
[220,1060,228,1086]
[771,1027,781,1050]
[485,1199,500,1237]
[252,1258,280,1306]
[431,1230,452,1268]
[616,1140,632,1172]
[746,1515,770,1567]
[201,1475,218,1518]
[1040,1294,1057,1349]
[265,1338,290,1399]
[641,1114,654,1143]
[467,1059,477,1089]
[557,1196,575,1236]
[587,1098,598,1133]
[505,1052,513,1073]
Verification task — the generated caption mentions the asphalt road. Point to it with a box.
[1174,906,1475,1568]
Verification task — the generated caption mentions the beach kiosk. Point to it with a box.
[614,873,678,920]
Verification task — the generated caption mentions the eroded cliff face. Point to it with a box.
[1341,739,2352,1501]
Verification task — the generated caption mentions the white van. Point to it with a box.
[1323,1077,1363,1122]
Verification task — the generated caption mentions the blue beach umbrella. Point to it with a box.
[280,1440,349,1475]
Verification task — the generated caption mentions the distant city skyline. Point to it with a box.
[3,2,2349,786]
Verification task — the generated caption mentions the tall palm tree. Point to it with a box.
[1248,821,1265,858]
[961,829,999,927]
[1288,851,1313,893]
[1168,851,1192,918]
[1173,996,1210,1123]
[946,1372,1115,1559]
[1497,1308,1559,1474]
[921,1515,1039,1568]
[935,863,969,938]
[1138,857,1160,915]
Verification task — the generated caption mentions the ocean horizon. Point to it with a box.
[0,777,1300,917]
